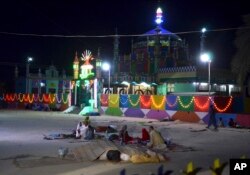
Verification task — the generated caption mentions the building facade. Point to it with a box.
[15,65,72,94]
[101,7,239,96]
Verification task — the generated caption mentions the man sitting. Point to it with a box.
[147,126,167,150]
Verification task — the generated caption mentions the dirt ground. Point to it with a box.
[0,110,250,175]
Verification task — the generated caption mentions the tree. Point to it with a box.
[231,14,250,92]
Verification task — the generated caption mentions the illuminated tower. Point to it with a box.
[79,50,94,80]
[73,52,79,79]
[96,47,102,79]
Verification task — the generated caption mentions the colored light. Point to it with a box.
[120,96,128,105]
[194,96,210,110]
[128,95,140,107]
[109,95,119,105]
[178,96,194,109]
[140,96,151,108]
[151,95,165,109]
[155,7,163,25]
[167,97,178,108]
[79,50,95,80]
[213,96,233,112]
[100,96,108,106]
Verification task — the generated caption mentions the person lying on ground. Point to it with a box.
[43,133,75,140]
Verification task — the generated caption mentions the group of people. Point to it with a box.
[75,117,168,150]
[75,116,95,140]
[118,124,168,150]
[207,104,239,130]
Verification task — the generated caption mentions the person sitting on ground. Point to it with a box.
[218,117,225,127]
[228,118,237,128]
[147,126,167,150]
[106,125,119,141]
[75,121,89,139]
[137,128,150,145]
[119,125,134,144]
[84,116,90,125]
[84,124,95,140]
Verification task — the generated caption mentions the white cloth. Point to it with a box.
[76,123,88,138]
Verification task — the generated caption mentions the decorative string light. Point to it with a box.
[120,96,128,105]
[42,94,49,103]
[18,93,24,102]
[5,94,11,101]
[49,94,56,103]
[109,95,119,105]
[0,93,234,112]
[140,96,151,108]
[178,96,194,109]
[212,96,233,112]
[23,94,30,103]
[166,96,178,108]
[128,95,140,107]
[28,94,34,103]
[34,94,39,102]
[100,96,108,105]
[55,94,62,103]
[62,94,69,104]
[194,96,210,110]
[151,96,166,109]
[1,93,69,104]
[9,94,17,102]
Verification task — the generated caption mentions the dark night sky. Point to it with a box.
[0,0,249,87]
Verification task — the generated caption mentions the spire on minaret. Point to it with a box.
[155,7,163,26]
[73,51,79,79]
[74,51,79,62]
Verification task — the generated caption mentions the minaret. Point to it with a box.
[113,28,119,74]
[73,51,79,80]
[96,47,102,79]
